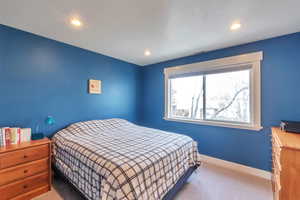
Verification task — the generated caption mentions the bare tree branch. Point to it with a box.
[193,93,201,117]
[191,96,195,117]
[212,87,248,118]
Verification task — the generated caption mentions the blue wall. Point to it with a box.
[1,23,300,171]
[140,32,300,171]
[0,24,141,136]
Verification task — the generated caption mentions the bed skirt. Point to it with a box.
[53,164,199,200]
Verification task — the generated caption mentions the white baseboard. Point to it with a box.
[199,154,272,180]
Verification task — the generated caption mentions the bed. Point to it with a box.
[52,118,201,200]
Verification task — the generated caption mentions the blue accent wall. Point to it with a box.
[1,23,300,171]
[140,32,300,171]
[0,24,141,136]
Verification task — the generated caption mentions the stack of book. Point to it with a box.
[0,127,31,147]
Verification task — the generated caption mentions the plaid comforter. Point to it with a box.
[52,119,201,200]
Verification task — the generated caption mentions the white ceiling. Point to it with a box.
[0,0,300,66]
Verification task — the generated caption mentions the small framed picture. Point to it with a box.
[89,79,101,94]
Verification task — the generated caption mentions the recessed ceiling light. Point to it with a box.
[144,50,151,56]
[230,22,241,31]
[70,19,82,27]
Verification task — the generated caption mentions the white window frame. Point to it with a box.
[164,52,263,131]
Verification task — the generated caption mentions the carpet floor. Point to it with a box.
[34,162,273,200]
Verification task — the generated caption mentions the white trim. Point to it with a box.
[164,51,263,76]
[164,117,263,131]
[200,154,272,180]
[164,51,263,130]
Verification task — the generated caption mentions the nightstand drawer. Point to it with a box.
[0,172,49,200]
[0,158,49,186]
[0,144,49,169]
[12,186,50,200]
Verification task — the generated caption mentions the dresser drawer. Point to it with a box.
[0,144,49,169]
[0,172,49,200]
[0,158,49,186]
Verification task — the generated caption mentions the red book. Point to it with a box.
[4,128,11,145]
[17,128,21,144]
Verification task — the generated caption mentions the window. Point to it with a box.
[164,52,262,130]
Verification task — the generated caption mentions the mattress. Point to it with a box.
[52,119,201,200]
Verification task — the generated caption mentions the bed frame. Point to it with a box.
[163,165,199,200]
[53,165,199,200]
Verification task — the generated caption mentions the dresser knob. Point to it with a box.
[24,169,28,173]
[23,155,28,159]
[23,185,28,189]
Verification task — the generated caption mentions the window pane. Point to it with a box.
[205,70,250,123]
[170,76,203,119]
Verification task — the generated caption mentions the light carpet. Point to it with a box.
[34,162,273,200]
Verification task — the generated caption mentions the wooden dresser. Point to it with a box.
[0,138,51,200]
[271,127,300,200]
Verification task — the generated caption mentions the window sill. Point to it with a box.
[163,117,263,131]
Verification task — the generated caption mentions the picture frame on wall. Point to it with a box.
[89,79,101,94]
